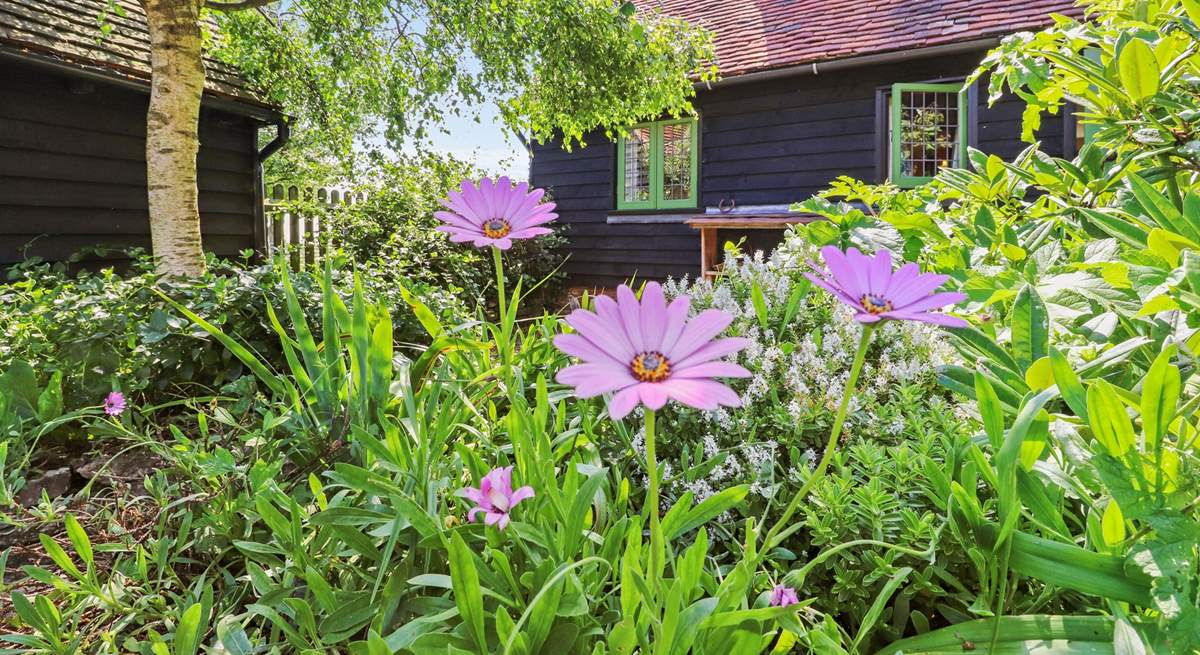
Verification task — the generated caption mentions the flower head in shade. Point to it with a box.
[103,391,126,417]
[770,584,800,608]
[806,246,967,327]
[435,177,557,250]
[458,466,534,530]
[554,282,751,420]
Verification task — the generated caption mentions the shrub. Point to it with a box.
[293,153,568,309]
[0,251,464,409]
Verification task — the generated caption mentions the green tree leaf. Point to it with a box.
[1118,38,1160,102]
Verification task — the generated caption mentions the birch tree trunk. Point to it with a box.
[142,0,207,277]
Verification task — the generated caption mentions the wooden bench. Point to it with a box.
[686,214,819,278]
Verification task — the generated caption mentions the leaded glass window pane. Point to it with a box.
[896,88,961,179]
[623,126,651,204]
[661,122,692,202]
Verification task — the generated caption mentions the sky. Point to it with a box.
[403,99,531,181]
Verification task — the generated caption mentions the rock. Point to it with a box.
[14,467,72,506]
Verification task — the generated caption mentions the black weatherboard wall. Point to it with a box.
[0,60,261,269]
[530,50,1067,288]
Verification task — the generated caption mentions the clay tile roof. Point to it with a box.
[635,0,1084,78]
[0,0,275,114]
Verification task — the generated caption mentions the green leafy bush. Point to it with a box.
[0,251,464,409]
[290,153,568,310]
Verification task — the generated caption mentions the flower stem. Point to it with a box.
[492,246,512,374]
[761,323,875,554]
[644,408,664,598]
[493,245,507,328]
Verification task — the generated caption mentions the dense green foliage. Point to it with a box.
[5,0,1200,653]
[214,0,715,164]
[303,154,567,305]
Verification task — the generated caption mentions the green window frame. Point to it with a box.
[889,82,968,187]
[616,118,699,210]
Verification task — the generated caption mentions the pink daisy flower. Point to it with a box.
[770,584,799,607]
[554,282,751,420]
[435,177,558,250]
[103,391,126,416]
[806,246,967,327]
[457,466,534,530]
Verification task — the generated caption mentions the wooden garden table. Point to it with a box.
[685,214,819,278]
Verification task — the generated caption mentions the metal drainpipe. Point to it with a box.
[254,120,290,259]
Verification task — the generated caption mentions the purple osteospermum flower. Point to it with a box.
[435,176,558,250]
[458,466,534,530]
[103,391,126,416]
[770,584,800,607]
[554,282,751,420]
[806,246,967,327]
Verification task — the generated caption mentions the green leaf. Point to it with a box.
[63,515,93,570]
[1049,348,1088,422]
[448,531,487,653]
[974,370,1005,449]
[174,603,205,655]
[1118,38,1160,102]
[1140,345,1179,450]
[1087,381,1135,457]
[664,485,749,540]
[1011,285,1049,371]
[1101,500,1126,548]
[750,281,770,331]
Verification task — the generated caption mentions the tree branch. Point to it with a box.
[204,0,276,12]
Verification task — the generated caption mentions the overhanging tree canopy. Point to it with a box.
[136,0,714,277]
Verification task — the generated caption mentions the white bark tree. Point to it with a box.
[142,0,208,277]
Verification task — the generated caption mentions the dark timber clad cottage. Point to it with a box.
[530,0,1084,288]
[0,0,281,269]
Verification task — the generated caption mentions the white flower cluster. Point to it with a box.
[659,243,956,499]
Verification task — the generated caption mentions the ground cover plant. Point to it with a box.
[4,0,1200,653]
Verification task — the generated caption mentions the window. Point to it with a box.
[616,118,698,210]
[889,83,968,187]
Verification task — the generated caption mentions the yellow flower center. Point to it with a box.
[860,293,893,315]
[483,219,512,238]
[631,351,670,383]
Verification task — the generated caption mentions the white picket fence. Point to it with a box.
[264,185,366,269]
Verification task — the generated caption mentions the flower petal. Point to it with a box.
[553,333,626,366]
[888,272,951,307]
[818,247,862,298]
[844,248,876,300]
[884,310,968,327]
[616,285,647,353]
[659,296,691,355]
[884,262,920,298]
[639,282,668,352]
[891,291,966,314]
[667,309,734,361]
[458,487,485,504]
[556,363,638,397]
[638,383,668,410]
[508,227,553,240]
[607,386,642,420]
[867,249,893,295]
[564,308,635,362]
[660,379,742,411]
[672,337,751,370]
[804,272,861,309]
[672,361,752,379]
[510,486,535,505]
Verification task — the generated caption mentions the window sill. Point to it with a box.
[606,212,699,224]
